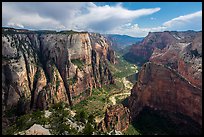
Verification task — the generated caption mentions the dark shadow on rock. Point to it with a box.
[130,107,202,135]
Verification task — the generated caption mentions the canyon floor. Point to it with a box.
[70,53,138,129]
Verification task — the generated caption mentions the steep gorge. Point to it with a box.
[2,28,202,135]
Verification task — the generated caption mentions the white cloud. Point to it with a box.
[107,23,166,37]
[107,10,202,37]
[7,13,65,30]
[2,2,160,32]
[2,2,91,30]
[163,10,202,31]
[2,2,201,37]
[70,5,160,32]
[8,23,25,28]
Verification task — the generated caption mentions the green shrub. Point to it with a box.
[49,106,71,135]
[16,114,33,131]
[56,123,70,135]
[51,102,65,110]
[30,110,49,125]
[124,124,141,135]
[88,114,95,124]
[75,110,87,123]
[34,70,41,80]
[67,76,77,85]
[83,123,94,135]
[71,59,84,69]
[80,111,87,123]
[3,124,18,135]
[56,75,60,91]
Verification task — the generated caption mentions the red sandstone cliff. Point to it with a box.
[128,31,202,132]
[99,104,130,132]
[150,31,202,89]
[128,62,202,126]
[124,31,201,65]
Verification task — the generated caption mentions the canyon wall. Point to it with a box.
[124,31,201,65]
[128,31,202,126]
[2,28,115,114]
[128,62,202,125]
[150,31,202,89]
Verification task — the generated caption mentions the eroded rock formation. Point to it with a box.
[124,31,201,65]
[99,104,130,132]
[129,31,202,124]
[150,31,202,89]
[128,31,202,130]
[2,28,115,115]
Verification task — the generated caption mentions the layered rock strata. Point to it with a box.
[128,62,202,126]
[2,28,115,114]
[128,31,202,127]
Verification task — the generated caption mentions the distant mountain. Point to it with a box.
[123,30,202,65]
[103,34,144,50]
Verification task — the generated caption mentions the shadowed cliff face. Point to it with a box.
[128,62,202,126]
[123,31,177,64]
[2,28,115,114]
[128,31,202,129]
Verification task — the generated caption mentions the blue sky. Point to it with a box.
[2,2,202,37]
[95,2,202,28]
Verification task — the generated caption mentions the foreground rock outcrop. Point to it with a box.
[17,124,51,135]
[99,104,130,132]
[2,28,115,115]
[128,62,202,126]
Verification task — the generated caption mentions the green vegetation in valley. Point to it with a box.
[71,88,107,117]
[70,51,139,134]
[108,52,138,79]
[3,50,140,135]
[123,52,147,65]
[126,73,138,84]
[83,123,95,135]
[3,101,98,135]
[75,110,87,123]
[3,109,49,135]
